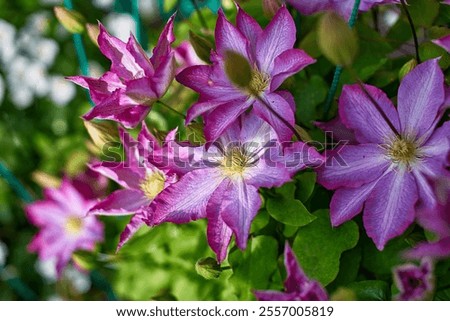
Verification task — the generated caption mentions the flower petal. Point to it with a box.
[236,6,262,56]
[152,168,225,224]
[364,168,418,250]
[88,189,149,215]
[254,290,295,301]
[220,179,262,250]
[398,59,445,138]
[206,181,233,262]
[89,161,143,190]
[432,34,450,53]
[284,243,308,292]
[253,92,296,142]
[318,144,389,189]
[339,84,400,144]
[150,14,176,69]
[204,98,253,142]
[270,49,316,91]
[117,212,148,250]
[215,9,249,59]
[256,6,296,73]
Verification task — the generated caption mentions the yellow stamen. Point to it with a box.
[221,146,251,177]
[248,69,270,96]
[139,171,165,200]
[65,217,83,235]
[386,136,419,166]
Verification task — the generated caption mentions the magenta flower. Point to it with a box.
[254,243,328,301]
[151,114,322,261]
[393,259,434,301]
[88,125,177,249]
[26,179,104,275]
[176,6,315,142]
[317,59,450,250]
[406,177,450,260]
[286,0,400,20]
[433,35,450,53]
[68,16,176,128]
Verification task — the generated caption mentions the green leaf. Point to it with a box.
[229,235,279,300]
[362,236,409,276]
[293,75,328,125]
[292,209,359,285]
[295,172,317,202]
[266,182,316,226]
[407,0,439,28]
[328,245,362,292]
[347,280,390,301]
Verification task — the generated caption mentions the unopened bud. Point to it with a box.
[317,12,359,66]
[189,31,214,63]
[84,121,119,150]
[195,257,222,280]
[86,23,100,47]
[224,51,252,90]
[54,6,86,34]
[398,59,417,81]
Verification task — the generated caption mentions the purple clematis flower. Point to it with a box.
[393,259,434,301]
[150,114,323,262]
[254,243,328,301]
[68,16,176,128]
[406,177,450,260]
[317,59,450,250]
[88,124,178,249]
[433,35,450,53]
[286,0,400,20]
[26,179,104,276]
[176,6,315,142]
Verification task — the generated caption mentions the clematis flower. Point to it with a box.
[68,15,176,128]
[393,259,434,301]
[174,41,204,74]
[317,59,450,250]
[254,243,328,301]
[433,35,450,53]
[150,114,322,262]
[88,125,178,249]
[26,179,104,276]
[286,0,400,20]
[406,177,450,260]
[176,6,315,142]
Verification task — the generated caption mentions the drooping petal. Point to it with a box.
[270,49,316,91]
[253,92,296,142]
[215,9,250,59]
[339,84,400,144]
[254,290,296,301]
[204,98,253,142]
[89,161,143,190]
[256,6,296,73]
[67,73,124,104]
[117,212,148,250]
[88,189,149,215]
[152,168,225,224]
[394,259,434,301]
[220,178,262,250]
[364,168,418,250]
[405,238,450,260]
[398,59,445,138]
[151,52,176,97]
[330,178,380,226]
[206,181,233,262]
[283,243,308,293]
[318,144,390,189]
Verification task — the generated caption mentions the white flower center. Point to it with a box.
[65,217,83,235]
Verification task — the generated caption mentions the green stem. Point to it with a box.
[0,162,33,203]
[400,0,421,63]
[156,100,187,119]
[323,0,361,117]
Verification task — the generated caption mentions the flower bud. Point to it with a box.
[189,31,214,63]
[186,123,206,145]
[224,51,252,90]
[317,11,358,66]
[84,121,119,150]
[195,257,222,280]
[86,23,100,47]
[54,6,86,34]
[398,59,417,81]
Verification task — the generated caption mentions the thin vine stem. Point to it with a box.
[190,0,209,30]
[156,100,187,119]
[400,0,421,63]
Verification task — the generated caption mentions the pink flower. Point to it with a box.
[150,114,322,262]
[393,259,434,301]
[174,41,204,74]
[432,35,450,53]
[26,179,104,276]
[254,243,328,301]
[68,15,176,128]
[286,0,400,20]
[317,59,450,250]
[88,125,178,249]
[176,6,315,142]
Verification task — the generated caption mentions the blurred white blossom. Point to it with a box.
[0,20,16,65]
[35,258,58,282]
[64,266,91,294]
[0,75,4,105]
[104,13,136,42]
[49,75,76,106]
[93,0,114,10]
